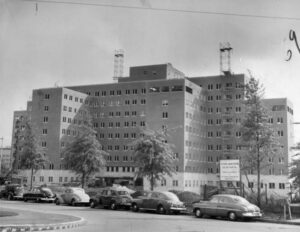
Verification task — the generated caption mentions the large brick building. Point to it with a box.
[11,63,294,197]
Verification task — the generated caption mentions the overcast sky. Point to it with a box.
[1,0,300,146]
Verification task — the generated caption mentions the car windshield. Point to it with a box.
[163,192,180,201]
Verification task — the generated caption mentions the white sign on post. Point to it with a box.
[220,159,240,181]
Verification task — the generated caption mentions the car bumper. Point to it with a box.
[242,212,262,218]
[170,206,187,211]
[40,197,56,202]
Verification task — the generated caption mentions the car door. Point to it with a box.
[146,192,159,210]
[140,192,152,209]
[102,190,110,206]
[204,196,219,216]
[217,196,236,217]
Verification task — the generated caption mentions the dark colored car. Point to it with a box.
[23,187,56,203]
[131,191,186,214]
[0,184,25,200]
[90,187,132,210]
[192,194,262,221]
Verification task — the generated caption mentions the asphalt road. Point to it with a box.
[1,200,299,232]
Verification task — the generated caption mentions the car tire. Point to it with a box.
[71,199,76,206]
[195,208,203,218]
[24,198,28,202]
[55,199,60,205]
[36,198,41,203]
[157,205,166,214]
[90,200,96,208]
[228,212,237,221]
[132,203,139,212]
[110,202,117,210]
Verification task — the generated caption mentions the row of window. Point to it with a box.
[248,182,286,189]
[85,85,187,97]
[207,82,243,90]
[63,94,84,103]
[207,94,242,101]
[90,89,144,97]
[106,166,136,172]
[32,175,79,183]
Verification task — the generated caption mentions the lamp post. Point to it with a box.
[0,137,4,176]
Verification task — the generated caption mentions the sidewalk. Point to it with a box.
[0,207,85,232]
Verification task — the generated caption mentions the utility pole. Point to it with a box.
[0,137,4,176]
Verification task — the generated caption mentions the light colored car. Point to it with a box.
[55,187,90,206]
[193,194,262,221]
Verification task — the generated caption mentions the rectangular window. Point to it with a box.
[149,87,160,93]
[48,176,53,182]
[45,94,50,99]
[269,183,275,189]
[44,116,48,122]
[40,176,44,182]
[279,183,285,189]
[162,112,168,118]
[44,106,49,111]
[171,85,183,91]
[161,86,169,92]
[185,86,193,94]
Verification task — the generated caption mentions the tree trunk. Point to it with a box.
[30,167,34,190]
[257,145,261,207]
[150,173,154,191]
[81,172,85,188]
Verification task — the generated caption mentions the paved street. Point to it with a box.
[1,200,299,232]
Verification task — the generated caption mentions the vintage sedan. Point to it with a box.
[23,187,56,203]
[0,184,25,200]
[131,191,186,214]
[55,187,90,206]
[193,194,262,221]
[90,187,132,210]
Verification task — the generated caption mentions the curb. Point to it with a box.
[257,218,300,226]
[0,217,86,232]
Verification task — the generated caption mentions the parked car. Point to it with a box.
[131,191,186,214]
[23,186,56,203]
[90,187,132,210]
[130,190,150,199]
[0,184,25,200]
[55,187,90,206]
[169,190,202,213]
[192,194,262,221]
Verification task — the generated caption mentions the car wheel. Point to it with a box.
[36,198,41,203]
[55,199,60,205]
[71,199,76,206]
[110,202,117,210]
[90,200,96,208]
[195,208,203,218]
[132,203,139,212]
[228,212,237,221]
[24,198,28,202]
[157,205,166,214]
